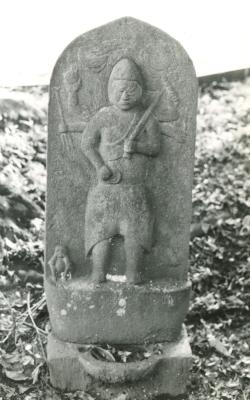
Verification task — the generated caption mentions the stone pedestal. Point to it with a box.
[48,326,192,399]
[45,279,191,344]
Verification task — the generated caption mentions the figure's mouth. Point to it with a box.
[119,99,132,106]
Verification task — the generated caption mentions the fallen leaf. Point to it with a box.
[5,369,29,381]
[31,362,43,384]
[91,346,116,362]
[207,333,231,357]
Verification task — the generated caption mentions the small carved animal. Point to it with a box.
[48,245,72,283]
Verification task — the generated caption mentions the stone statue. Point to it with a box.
[48,245,72,283]
[45,17,198,399]
[82,58,161,284]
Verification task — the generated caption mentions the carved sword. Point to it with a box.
[123,88,165,159]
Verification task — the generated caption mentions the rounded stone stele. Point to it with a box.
[45,16,197,398]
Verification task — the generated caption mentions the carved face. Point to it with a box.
[55,245,65,256]
[108,58,143,110]
[109,79,142,110]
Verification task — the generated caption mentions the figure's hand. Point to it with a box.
[60,133,74,154]
[124,140,137,154]
[71,77,81,92]
[98,165,112,181]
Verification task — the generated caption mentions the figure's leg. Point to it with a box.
[91,239,110,283]
[124,237,144,284]
[62,267,69,281]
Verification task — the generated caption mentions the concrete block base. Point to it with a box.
[47,325,192,399]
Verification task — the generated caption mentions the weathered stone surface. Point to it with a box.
[45,16,197,397]
[46,16,197,285]
[45,279,191,344]
[48,325,192,399]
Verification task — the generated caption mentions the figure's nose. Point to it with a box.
[121,90,129,100]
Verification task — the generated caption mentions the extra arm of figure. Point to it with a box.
[59,121,86,133]
[130,117,161,157]
[82,114,105,171]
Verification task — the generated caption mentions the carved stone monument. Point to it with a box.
[45,17,197,399]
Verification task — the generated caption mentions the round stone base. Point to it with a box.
[45,278,191,344]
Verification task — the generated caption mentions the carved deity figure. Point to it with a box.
[82,58,161,284]
[48,245,72,283]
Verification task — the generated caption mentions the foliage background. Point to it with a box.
[0,79,249,399]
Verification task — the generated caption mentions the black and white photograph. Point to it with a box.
[0,1,249,399]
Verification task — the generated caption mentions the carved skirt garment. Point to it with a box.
[85,183,154,255]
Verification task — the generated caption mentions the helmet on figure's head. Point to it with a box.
[108,58,144,110]
[109,58,143,85]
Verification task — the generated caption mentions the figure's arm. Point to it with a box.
[82,113,112,181]
[132,118,161,157]
[48,253,57,269]
[82,116,104,171]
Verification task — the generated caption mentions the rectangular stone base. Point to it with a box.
[47,325,192,399]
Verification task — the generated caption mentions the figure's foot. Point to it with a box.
[50,275,57,285]
[89,272,106,284]
[126,272,143,285]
